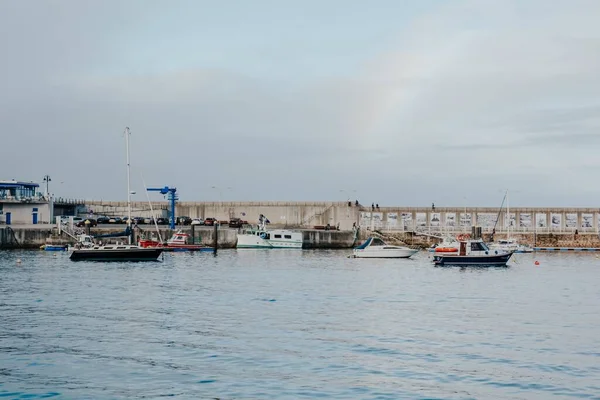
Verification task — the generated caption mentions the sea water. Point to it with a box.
[1,249,599,399]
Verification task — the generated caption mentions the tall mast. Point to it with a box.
[506,189,510,239]
[125,127,132,244]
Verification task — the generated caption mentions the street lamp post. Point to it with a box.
[211,186,232,201]
[339,189,357,202]
[43,175,51,198]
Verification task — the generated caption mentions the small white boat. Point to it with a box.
[488,238,533,253]
[236,215,302,249]
[352,237,419,258]
[487,189,533,254]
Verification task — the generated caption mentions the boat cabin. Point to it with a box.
[459,239,491,256]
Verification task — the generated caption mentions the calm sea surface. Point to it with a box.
[1,249,599,399]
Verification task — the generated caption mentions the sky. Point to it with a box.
[1,0,599,207]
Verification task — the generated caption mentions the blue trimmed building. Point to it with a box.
[0,180,53,225]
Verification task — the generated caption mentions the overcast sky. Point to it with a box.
[1,0,599,207]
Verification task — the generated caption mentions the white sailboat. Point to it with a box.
[489,189,533,254]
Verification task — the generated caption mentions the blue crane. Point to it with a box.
[146,186,178,229]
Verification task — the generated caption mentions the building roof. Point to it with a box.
[0,180,39,189]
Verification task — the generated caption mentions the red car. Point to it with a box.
[204,217,216,226]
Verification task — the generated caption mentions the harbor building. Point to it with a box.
[0,180,53,224]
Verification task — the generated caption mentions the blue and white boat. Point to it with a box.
[433,238,513,266]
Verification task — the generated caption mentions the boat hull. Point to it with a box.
[70,248,163,261]
[138,240,212,252]
[353,248,418,258]
[433,252,513,266]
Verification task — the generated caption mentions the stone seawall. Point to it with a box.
[377,231,600,249]
[75,200,600,235]
[0,226,357,249]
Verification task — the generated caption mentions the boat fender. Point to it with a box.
[260,233,267,239]
[485,251,488,255]
[494,250,498,254]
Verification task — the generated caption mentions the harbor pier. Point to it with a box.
[81,201,600,235]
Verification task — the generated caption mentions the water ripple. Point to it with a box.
[0,249,599,399]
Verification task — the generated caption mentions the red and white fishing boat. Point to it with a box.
[138,230,213,252]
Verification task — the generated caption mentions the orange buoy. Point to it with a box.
[534,260,540,266]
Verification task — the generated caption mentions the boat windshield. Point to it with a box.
[470,241,489,251]
[370,238,386,246]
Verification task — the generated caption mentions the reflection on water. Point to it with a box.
[1,249,599,399]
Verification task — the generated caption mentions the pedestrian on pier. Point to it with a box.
[372,203,375,211]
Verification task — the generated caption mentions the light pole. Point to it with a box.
[211,186,232,201]
[43,175,51,197]
[339,189,356,202]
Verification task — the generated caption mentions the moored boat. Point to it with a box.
[138,230,213,252]
[433,238,513,266]
[42,244,68,251]
[488,238,533,253]
[69,127,163,262]
[70,245,163,261]
[428,235,461,253]
[236,214,302,249]
[352,237,418,258]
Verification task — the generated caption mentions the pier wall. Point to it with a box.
[82,201,360,231]
[0,226,357,249]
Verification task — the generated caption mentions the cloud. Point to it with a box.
[1,0,599,206]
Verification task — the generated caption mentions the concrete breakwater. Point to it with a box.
[379,231,600,249]
[0,226,358,249]
[67,201,600,234]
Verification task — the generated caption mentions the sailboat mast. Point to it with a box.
[506,189,510,239]
[125,127,132,244]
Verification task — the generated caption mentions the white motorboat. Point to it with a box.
[488,238,533,253]
[352,237,418,258]
[236,214,302,248]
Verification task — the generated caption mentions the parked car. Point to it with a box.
[59,216,82,224]
[177,216,192,225]
[190,218,204,226]
[76,218,97,227]
[132,217,145,225]
[156,217,169,225]
[228,217,243,228]
[204,217,217,226]
[108,217,122,224]
[96,216,110,224]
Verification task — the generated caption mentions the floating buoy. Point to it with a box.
[16,259,22,265]
[534,260,540,266]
